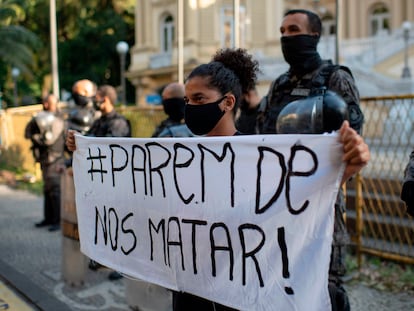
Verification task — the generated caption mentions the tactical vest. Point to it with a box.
[259,60,363,135]
[258,60,363,277]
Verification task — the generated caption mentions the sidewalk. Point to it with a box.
[0,184,412,311]
[0,184,128,311]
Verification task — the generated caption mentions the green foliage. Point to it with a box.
[0,25,40,71]
[0,0,136,106]
[55,0,135,100]
[121,108,167,138]
[0,0,41,106]
[0,142,43,195]
[58,6,130,89]
[15,178,43,196]
[0,0,41,70]
[346,254,414,293]
[0,143,25,173]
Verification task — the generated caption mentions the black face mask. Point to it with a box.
[72,93,93,107]
[163,98,185,121]
[281,34,322,74]
[93,97,105,111]
[184,96,226,136]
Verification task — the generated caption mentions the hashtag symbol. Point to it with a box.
[87,147,108,183]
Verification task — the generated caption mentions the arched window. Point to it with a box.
[369,4,390,36]
[161,15,174,53]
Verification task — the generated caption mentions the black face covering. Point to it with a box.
[281,34,322,75]
[184,96,226,136]
[163,98,185,121]
[93,97,105,111]
[72,93,93,107]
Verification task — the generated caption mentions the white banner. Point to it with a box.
[73,133,345,311]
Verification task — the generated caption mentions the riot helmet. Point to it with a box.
[34,111,56,141]
[276,88,348,134]
[66,108,96,135]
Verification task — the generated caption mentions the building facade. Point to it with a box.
[127,0,414,106]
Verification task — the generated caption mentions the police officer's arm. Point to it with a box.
[329,69,364,134]
[401,150,414,216]
[24,119,36,140]
[24,118,44,145]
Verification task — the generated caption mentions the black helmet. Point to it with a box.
[276,88,349,134]
[67,108,96,134]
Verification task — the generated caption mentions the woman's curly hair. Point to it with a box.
[186,48,259,108]
[212,48,259,94]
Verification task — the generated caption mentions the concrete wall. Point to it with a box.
[0,105,166,175]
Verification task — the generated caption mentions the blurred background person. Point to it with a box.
[66,79,98,135]
[88,84,131,137]
[235,86,261,134]
[152,82,192,138]
[401,150,414,216]
[25,94,65,232]
[66,84,131,280]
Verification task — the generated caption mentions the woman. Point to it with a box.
[174,48,370,310]
[183,48,258,138]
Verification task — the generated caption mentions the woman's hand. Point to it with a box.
[65,130,78,152]
[339,121,370,184]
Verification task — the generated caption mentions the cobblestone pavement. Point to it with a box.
[0,184,412,311]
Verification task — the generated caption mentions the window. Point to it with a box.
[369,4,390,36]
[161,15,174,53]
[220,6,246,48]
[321,14,336,36]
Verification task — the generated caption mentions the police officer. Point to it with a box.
[235,86,261,134]
[258,9,363,135]
[66,84,131,280]
[65,84,131,157]
[25,94,65,232]
[401,150,414,217]
[66,79,98,135]
[255,9,365,311]
[152,82,192,138]
[88,84,131,137]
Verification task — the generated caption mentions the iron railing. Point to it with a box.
[347,95,414,265]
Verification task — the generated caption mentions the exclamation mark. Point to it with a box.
[278,227,294,295]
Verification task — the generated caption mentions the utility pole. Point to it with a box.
[50,0,60,98]
[233,0,240,48]
[335,0,341,64]
[178,0,184,84]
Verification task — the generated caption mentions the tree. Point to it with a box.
[0,0,39,72]
[57,0,135,102]
[1,0,135,105]
[0,0,40,106]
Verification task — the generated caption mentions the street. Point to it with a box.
[0,184,412,311]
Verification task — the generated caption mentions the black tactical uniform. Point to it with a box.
[235,101,259,134]
[88,109,131,138]
[84,107,131,280]
[401,150,414,216]
[25,111,65,228]
[257,60,364,311]
[152,97,187,138]
[152,118,182,137]
[258,60,363,134]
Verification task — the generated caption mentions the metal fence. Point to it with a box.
[346,95,414,265]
